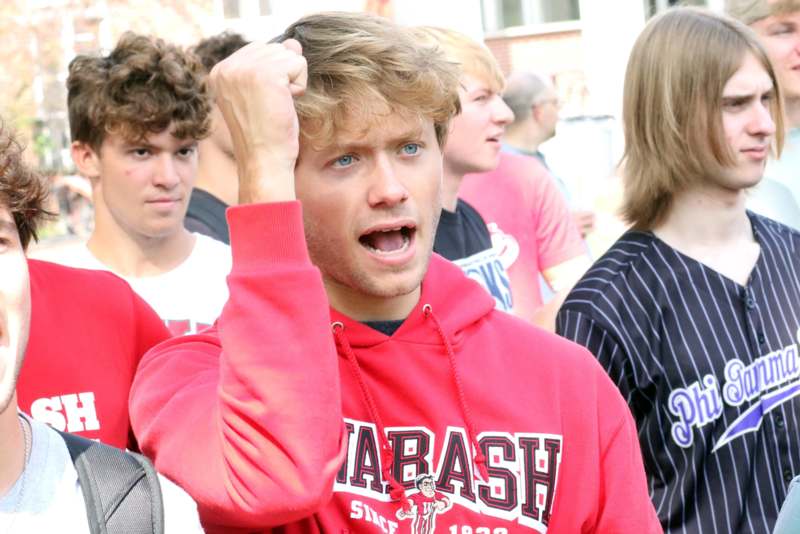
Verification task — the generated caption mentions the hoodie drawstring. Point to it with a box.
[333,322,408,504]
[422,304,489,483]
[331,303,489,506]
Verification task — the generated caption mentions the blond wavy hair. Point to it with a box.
[410,26,505,93]
[726,0,800,25]
[272,12,461,148]
[621,7,784,230]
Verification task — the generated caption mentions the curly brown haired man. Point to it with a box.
[63,32,232,336]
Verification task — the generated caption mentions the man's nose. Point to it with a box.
[367,154,409,207]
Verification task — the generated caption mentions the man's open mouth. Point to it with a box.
[359,225,415,255]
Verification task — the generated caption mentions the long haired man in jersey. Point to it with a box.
[557,7,800,533]
[727,0,800,229]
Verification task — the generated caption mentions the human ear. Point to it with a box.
[70,141,101,181]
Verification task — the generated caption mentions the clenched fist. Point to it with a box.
[209,39,307,204]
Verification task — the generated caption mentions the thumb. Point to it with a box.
[281,39,307,97]
[281,38,302,55]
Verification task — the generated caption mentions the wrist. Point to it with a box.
[237,157,296,204]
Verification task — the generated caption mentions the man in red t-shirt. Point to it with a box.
[461,151,589,329]
[20,259,169,449]
[3,138,170,450]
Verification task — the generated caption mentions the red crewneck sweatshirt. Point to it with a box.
[19,260,169,449]
[130,201,661,533]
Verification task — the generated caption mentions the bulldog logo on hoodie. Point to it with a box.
[395,474,452,534]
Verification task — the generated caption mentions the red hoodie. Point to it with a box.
[19,260,170,449]
[129,202,661,533]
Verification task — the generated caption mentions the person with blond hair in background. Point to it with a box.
[727,0,800,228]
[416,27,589,330]
[408,26,517,314]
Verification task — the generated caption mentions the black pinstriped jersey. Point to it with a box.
[556,212,800,534]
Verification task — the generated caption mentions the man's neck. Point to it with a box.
[653,183,758,285]
[196,139,239,206]
[441,164,464,212]
[88,220,196,278]
[0,399,25,497]
[323,277,420,322]
[655,184,750,244]
[503,124,542,154]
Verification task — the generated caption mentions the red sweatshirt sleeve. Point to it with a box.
[127,290,171,451]
[593,365,663,533]
[129,202,345,529]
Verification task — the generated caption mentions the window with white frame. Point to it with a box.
[481,0,580,32]
[644,0,708,17]
[222,0,271,20]
[223,0,240,19]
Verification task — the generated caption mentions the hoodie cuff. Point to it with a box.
[226,201,311,271]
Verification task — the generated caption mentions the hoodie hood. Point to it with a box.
[328,253,496,347]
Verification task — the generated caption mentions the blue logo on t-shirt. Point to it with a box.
[453,248,514,312]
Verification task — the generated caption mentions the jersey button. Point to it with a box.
[745,296,756,310]
[776,415,786,429]
[757,332,766,344]
[785,468,795,483]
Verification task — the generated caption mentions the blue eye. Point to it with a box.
[401,143,420,155]
[334,155,354,167]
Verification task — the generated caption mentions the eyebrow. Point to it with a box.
[465,85,491,95]
[324,127,426,154]
[722,87,775,101]
[122,140,198,150]
[722,94,755,103]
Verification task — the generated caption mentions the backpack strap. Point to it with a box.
[58,430,164,534]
